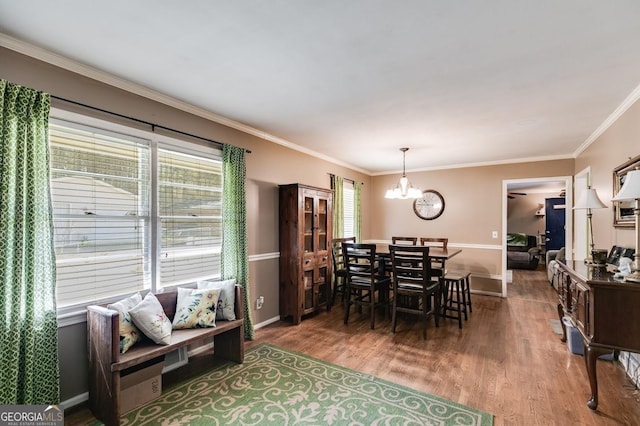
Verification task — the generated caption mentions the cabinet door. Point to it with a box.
[315,252,330,308]
[316,195,329,253]
[573,282,590,337]
[303,194,315,254]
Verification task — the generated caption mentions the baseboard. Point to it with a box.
[254,315,281,330]
[60,392,88,410]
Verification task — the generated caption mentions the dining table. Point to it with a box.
[362,240,463,314]
[364,241,462,269]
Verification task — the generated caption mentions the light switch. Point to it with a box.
[492,231,498,239]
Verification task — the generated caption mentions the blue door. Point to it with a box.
[545,197,566,251]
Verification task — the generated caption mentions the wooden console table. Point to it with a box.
[556,260,640,410]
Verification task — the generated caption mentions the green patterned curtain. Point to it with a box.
[331,175,344,239]
[221,144,254,339]
[354,181,363,242]
[0,79,59,404]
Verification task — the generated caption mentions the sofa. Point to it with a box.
[507,233,541,270]
[546,247,565,290]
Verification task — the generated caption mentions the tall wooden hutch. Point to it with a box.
[279,184,333,324]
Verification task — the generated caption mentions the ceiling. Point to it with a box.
[2,1,640,175]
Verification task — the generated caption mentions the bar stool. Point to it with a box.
[443,270,471,328]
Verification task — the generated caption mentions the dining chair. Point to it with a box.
[419,237,448,275]
[342,242,391,329]
[330,236,356,309]
[392,236,418,245]
[386,237,418,273]
[389,244,440,340]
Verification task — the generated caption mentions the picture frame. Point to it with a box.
[613,154,640,228]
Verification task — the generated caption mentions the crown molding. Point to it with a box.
[0,33,370,175]
[574,82,640,157]
[372,153,575,176]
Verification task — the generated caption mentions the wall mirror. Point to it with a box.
[613,154,640,228]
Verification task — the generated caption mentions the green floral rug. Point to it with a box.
[122,343,493,425]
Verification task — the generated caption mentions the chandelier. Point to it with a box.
[384,147,422,199]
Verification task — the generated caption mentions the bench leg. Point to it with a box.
[213,323,245,363]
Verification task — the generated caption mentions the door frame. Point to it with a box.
[501,176,573,297]
[574,168,590,261]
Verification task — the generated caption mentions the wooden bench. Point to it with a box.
[87,285,245,426]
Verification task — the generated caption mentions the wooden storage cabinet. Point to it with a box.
[279,184,332,324]
[556,260,640,410]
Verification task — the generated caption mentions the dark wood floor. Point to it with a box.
[67,268,640,425]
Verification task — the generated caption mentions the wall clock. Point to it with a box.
[413,190,445,220]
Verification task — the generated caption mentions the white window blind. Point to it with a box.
[343,181,355,238]
[158,149,222,288]
[49,113,224,312]
[50,122,151,307]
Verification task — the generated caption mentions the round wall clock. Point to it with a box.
[413,190,445,220]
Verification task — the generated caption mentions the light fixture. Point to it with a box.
[384,147,422,199]
[611,168,640,282]
[573,186,607,264]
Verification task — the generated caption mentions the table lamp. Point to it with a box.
[573,186,607,264]
[611,168,640,282]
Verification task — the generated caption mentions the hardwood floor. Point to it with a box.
[66,268,640,425]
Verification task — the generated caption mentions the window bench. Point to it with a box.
[87,285,245,426]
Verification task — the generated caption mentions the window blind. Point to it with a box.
[343,181,355,238]
[50,122,151,307]
[158,149,222,288]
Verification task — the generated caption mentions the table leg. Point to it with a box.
[584,343,611,410]
[557,303,567,343]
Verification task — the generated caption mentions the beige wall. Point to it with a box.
[507,191,559,237]
[369,160,574,288]
[575,99,640,252]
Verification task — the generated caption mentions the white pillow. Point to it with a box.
[197,278,237,320]
[107,293,142,354]
[172,287,220,329]
[129,292,172,345]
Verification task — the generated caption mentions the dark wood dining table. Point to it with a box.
[366,241,462,266]
[364,241,463,314]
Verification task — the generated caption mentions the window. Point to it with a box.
[343,180,355,238]
[50,112,222,312]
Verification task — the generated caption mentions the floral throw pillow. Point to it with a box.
[196,278,236,321]
[107,293,142,354]
[172,287,220,329]
[129,292,172,345]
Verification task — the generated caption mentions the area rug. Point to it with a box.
[121,343,494,425]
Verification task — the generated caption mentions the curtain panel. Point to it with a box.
[332,175,344,239]
[221,144,254,339]
[354,181,363,242]
[0,79,59,404]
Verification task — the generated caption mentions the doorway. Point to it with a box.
[502,177,573,297]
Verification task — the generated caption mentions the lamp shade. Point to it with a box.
[573,188,607,210]
[612,169,640,201]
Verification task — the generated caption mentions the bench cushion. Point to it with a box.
[107,292,142,354]
[197,278,237,320]
[129,292,172,345]
[172,287,220,329]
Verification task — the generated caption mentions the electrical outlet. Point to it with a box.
[256,296,264,310]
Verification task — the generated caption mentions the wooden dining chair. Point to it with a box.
[330,236,356,309]
[392,236,418,245]
[342,242,391,329]
[419,237,448,277]
[389,244,440,340]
